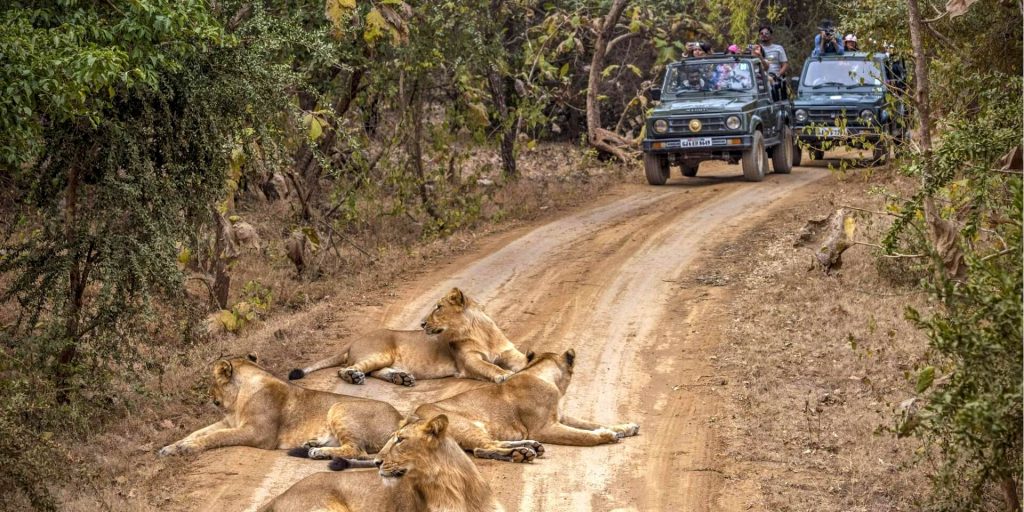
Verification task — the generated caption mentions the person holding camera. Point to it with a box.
[813,19,845,57]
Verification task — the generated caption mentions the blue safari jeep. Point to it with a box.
[641,55,795,184]
[792,52,910,163]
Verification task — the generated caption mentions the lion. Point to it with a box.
[288,288,528,386]
[159,354,402,460]
[409,349,640,463]
[257,414,504,512]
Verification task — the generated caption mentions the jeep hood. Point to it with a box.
[795,91,884,108]
[654,97,757,116]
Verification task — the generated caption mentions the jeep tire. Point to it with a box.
[644,152,670,185]
[681,162,699,177]
[772,125,794,174]
[811,148,825,161]
[792,142,803,166]
[741,131,767,182]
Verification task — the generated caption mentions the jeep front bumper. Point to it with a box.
[794,125,881,143]
[643,134,754,154]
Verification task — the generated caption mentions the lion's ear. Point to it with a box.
[246,353,259,363]
[213,360,234,383]
[564,349,576,368]
[526,351,535,363]
[423,414,449,438]
[446,288,466,307]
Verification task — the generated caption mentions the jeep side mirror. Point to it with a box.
[790,76,800,94]
[647,87,661,102]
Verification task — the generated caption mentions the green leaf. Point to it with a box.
[601,64,619,78]
[325,0,356,35]
[364,8,388,44]
[626,64,642,77]
[916,366,935,393]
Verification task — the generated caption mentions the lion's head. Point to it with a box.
[520,349,575,392]
[208,353,260,411]
[375,415,451,479]
[420,287,481,336]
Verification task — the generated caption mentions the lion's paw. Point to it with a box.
[159,442,192,457]
[509,446,537,463]
[615,423,640,438]
[339,368,366,385]
[388,371,416,387]
[307,447,330,460]
[526,440,545,457]
[594,428,620,444]
[492,371,513,384]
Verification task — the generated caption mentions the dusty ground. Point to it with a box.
[137,156,929,511]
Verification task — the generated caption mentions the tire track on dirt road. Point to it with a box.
[177,164,825,512]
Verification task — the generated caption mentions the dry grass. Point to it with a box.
[710,165,933,511]
[51,142,632,510]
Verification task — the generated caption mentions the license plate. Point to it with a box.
[816,127,845,137]
[679,137,712,148]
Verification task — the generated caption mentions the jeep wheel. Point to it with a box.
[772,126,794,174]
[741,131,767,182]
[811,148,825,161]
[681,162,699,177]
[643,152,670,185]
[792,142,803,166]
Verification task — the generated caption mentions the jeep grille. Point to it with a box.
[667,116,729,134]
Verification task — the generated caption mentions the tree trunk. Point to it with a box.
[906,0,964,278]
[57,165,83,403]
[289,67,366,220]
[407,80,443,223]
[487,0,522,180]
[586,0,632,163]
[1002,475,1021,512]
[212,210,238,309]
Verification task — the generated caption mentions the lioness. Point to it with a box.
[412,349,639,462]
[257,414,504,512]
[288,288,528,386]
[159,354,402,460]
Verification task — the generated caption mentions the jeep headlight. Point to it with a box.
[725,115,741,130]
[653,119,669,134]
[795,109,808,123]
[859,109,875,122]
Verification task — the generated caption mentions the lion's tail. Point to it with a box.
[328,457,378,471]
[287,339,355,380]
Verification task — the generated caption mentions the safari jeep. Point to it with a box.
[641,55,795,185]
[792,51,909,163]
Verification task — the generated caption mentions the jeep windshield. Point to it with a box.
[802,59,882,89]
[664,61,755,96]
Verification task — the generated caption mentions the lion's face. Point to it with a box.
[420,288,472,336]
[375,415,449,479]
[207,354,259,410]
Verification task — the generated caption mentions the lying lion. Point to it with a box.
[159,354,401,460]
[257,414,504,512]
[410,349,640,463]
[288,288,528,386]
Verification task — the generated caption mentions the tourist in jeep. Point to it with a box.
[757,25,789,78]
[812,19,844,57]
[843,34,859,52]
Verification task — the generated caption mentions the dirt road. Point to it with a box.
[174,163,826,511]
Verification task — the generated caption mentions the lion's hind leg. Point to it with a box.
[372,367,416,387]
[535,422,620,446]
[561,415,640,439]
[338,352,394,385]
[444,417,540,463]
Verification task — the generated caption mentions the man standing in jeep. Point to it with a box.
[757,25,789,78]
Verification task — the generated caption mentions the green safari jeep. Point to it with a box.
[641,55,795,185]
